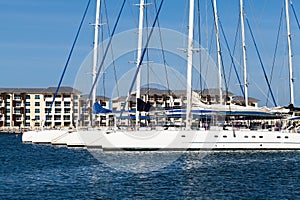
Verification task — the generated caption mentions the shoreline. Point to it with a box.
[0,130,23,134]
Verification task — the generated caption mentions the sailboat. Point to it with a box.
[23,0,300,150]
[72,0,300,151]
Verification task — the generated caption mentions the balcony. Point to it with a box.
[64,102,71,107]
[55,109,61,114]
[54,116,61,121]
[15,117,24,122]
[63,115,71,121]
[64,108,71,113]
[55,102,62,107]
[64,97,72,102]
[45,97,53,102]
[15,103,24,107]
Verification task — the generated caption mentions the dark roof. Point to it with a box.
[43,87,80,94]
[0,86,80,94]
[232,96,259,103]
[112,96,135,102]
[80,94,110,101]
[135,88,187,96]
[200,88,234,96]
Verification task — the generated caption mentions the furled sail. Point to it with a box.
[137,98,152,112]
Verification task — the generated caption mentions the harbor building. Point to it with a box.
[0,86,259,130]
[0,87,81,130]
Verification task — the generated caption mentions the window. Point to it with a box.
[6,109,10,113]
[14,109,21,114]
[35,109,40,113]
[25,123,30,127]
[214,135,218,138]
[64,108,71,113]
[35,95,40,99]
[55,122,61,126]
[285,136,289,139]
[16,102,21,107]
[64,115,70,120]
[54,116,61,120]
[6,95,10,99]
[55,109,61,114]
[25,109,30,113]
[244,136,248,138]
[74,95,78,100]
[74,109,78,113]
[45,108,51,113]
[223,135,227,138]
[259,136,263,138]
[6,102,10,106]
[277,136,281,139]
[55,102,61,107]
[6,116,10,120]
[25,95,30,99]
[46,102,51,107]
[35,116,40,120]
[6,123,10,126]
[25,102,30,106]
[63,94,71,98]
[64,102,71,107]
[14,95,21,100]
[35,102,40,106]
[101,102,106,107]
[25,116,30,120]
[252,136,256,138]
[74,102,78,107]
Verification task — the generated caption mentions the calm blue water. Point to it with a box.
[1,133,300,199]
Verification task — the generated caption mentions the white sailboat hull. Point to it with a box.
[22,129,71,144]
[76,129,300,151]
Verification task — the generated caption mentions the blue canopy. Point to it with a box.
[117,115,150,120]
[93,102,112,114]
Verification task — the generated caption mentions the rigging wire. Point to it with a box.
[100,0,106,100]
[227,14,242,96]
[245,17,277,107]
[290,0,300,30]
[266,6,283,106]
[146,0,150,94]
[219,19,245,98]
[210,0,229,102]
[196,0,203,94]
[103,0,120,97]
[82,0,127,121]
[154,0,171,95]
[46,0,91,125]
[120,0,164,117]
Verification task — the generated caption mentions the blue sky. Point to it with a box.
[0,0,299,107]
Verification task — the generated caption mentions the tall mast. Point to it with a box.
[212,0,223,105]
[240,0,248,107]
[186,0,194,129]
[136,0,145,127]
[91,0,101,126]
[285,0,295,106]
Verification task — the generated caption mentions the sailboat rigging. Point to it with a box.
[22,0,300,151]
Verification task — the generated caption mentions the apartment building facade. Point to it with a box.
[0,87,81,129]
